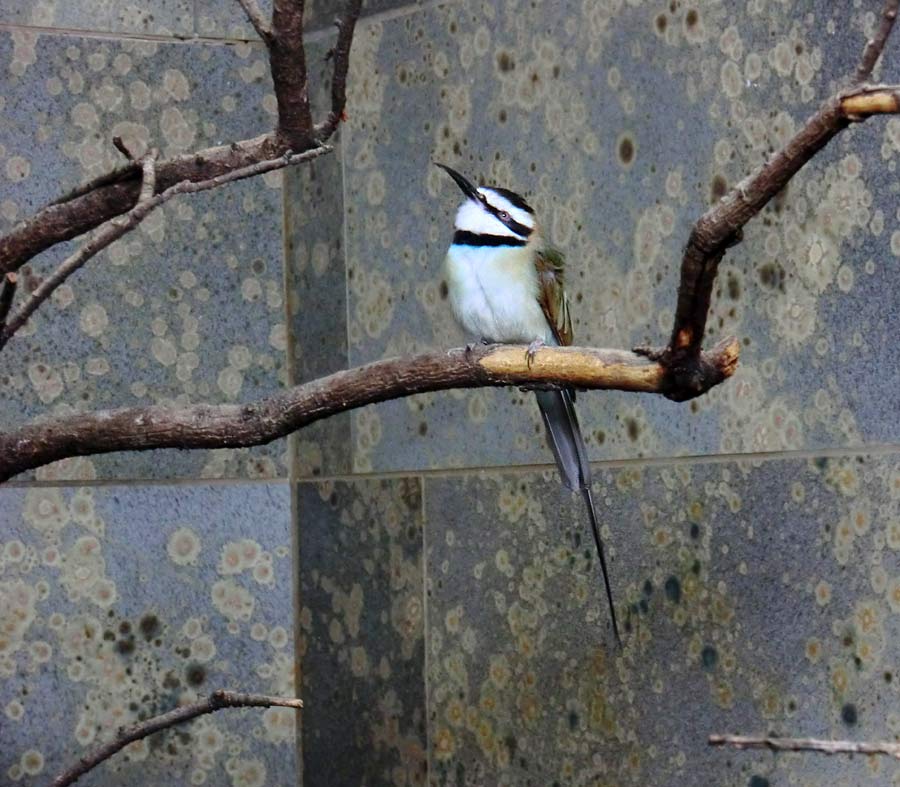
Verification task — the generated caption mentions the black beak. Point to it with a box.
[434,162,480,202]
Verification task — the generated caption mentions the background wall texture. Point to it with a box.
[2,1,900,785]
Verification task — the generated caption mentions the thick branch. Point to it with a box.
[0,339,738,482]
[270,0,313,149]
[710,733,900,759]
[52,690,303,787]
[667,83,900,360]
[0,146,331,350]
[314,0,364,140]
[856,0,900,84]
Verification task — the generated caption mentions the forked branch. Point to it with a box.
[0,146,331,350]
[0,0,363,278]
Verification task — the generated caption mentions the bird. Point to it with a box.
[436,162,620,644]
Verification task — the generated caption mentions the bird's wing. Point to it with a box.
[534,246,573,346]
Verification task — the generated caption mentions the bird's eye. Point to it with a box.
[498,210,510,221]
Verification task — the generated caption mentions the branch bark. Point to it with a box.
[0,339,738,483]
[269,0,313,149]
[52,690,303,787]
[709,733,900,759]
[0,146,330,350]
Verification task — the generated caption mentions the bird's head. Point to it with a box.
[435,163,536,246]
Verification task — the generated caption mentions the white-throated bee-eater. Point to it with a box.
[437,162,620,644]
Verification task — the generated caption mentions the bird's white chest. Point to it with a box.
[444,245,552,344]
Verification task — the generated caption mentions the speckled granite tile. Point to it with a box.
[0,0,193,36]
[0,32,295,480]
[296,477,427,786]
[196,0,422,41]
[342,1,900,474]
[285,151,352,478]
[0,482,297,786]
[424,453,900,786]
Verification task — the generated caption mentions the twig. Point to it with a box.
[0,272,17,325]
[236,0,272,43]
[52,690,303,787]
[0,339,738,482]
[112,136,135,161]
[314,0,364,140]
[0,146,331,349]
[856,0,900,84]
[709,733,900,759]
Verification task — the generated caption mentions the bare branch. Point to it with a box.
[52,690,303,787]
[662,82,900,370]
[314,0,364,140]
[0,272,17,325]
[0,0,363,276]
[0,339,738,483]
[112,135,136,161]
[0,132,282,277]
[710,733,900,759]
[0,145,331,349]
[236,0,273,43]
[855,0,900,84]
[270,0,313,149]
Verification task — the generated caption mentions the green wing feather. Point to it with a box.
[535,245,573,346]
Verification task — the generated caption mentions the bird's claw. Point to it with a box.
[525,338,545,368]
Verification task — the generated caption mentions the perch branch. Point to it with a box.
[51,690,303,787]
[0,146,331,350]
[855,0,900,84]
[315,0,364,140]
[709,733,900,759]
[237,0,272,43]
[0,339,738,482]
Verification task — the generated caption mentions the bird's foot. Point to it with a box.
[525,338,545,368]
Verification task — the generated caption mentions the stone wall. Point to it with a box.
[3,1,900,786]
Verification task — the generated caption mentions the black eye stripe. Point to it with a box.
[483,201,531,237]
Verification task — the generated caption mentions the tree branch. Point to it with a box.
[661,82,900,372]
[0,0,365,278]
[236,0,273,43]
[52,690,303,787]
[269,0,313,149]
[314,0,364,140]
[0,339,738,483]
[0,146,331,350]
[855,0,900,84]
[709,733,900,759]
